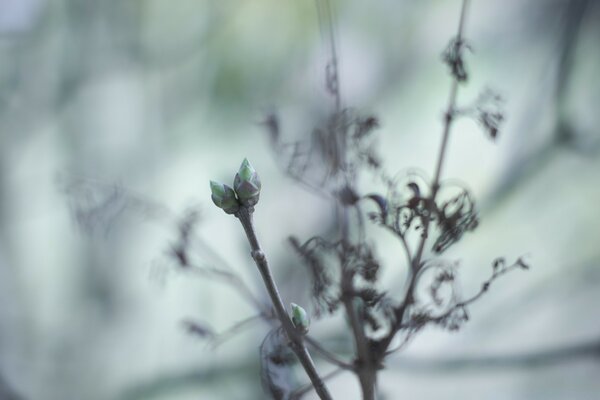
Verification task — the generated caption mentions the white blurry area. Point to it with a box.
[0,0,599,399]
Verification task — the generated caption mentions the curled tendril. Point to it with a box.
[414,259,462,315]
[406,256,529,333]
[388,258,470,334]
[376,173,478,253]
[383,171,433,235]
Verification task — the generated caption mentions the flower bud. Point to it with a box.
[210,180,239,214]
[290,303,310,334]
[233,158,261,207]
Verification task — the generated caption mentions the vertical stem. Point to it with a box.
[412,0,469,267]
[358,369,377,400]
[378,0,470,355]
[236,208,333,400]
[340,263,374,400]
[319,0,376,395]
[315,0,342,111]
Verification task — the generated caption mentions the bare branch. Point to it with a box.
[236,207,333,400]
[378,0,472,355]
[304,335,355,371]
[290,368,345,400]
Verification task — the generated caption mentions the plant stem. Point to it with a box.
[338,245,376,399]
[305,335,355,370]
[290,367,345,400]
[358,369,377,400]
[378,0,470,356]
[236,207,333,400]
[411,0,470,286]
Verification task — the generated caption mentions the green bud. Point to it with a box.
[210,180,239,214]
[238,158,255,181]
[233,158,261,207]
[290,303,310,334]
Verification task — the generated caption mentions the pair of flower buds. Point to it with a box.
[210,158,262,214]
[210,161,310,333]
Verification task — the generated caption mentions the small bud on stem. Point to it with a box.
[291,303,310,334]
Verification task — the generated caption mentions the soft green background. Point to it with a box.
[1,0,599,399]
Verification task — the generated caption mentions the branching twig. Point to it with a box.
[428,257,529,326]
[204,0,526,398]
[305,335,355,371]
[378,0,471,355]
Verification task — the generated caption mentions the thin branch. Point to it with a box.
[305,335,355,370]
[236,207,333,400]
[318,0,374,395]
[185,262,264,312]
[290,368,346,400]
[413,0,470,278]
[315,0,341,111]
[428,258,526,325]
[378,0,471,355]
[385,328,418,356]
[339,245,375,399]
[210,314,266,348]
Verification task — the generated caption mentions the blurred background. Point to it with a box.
[1,0,599,399]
